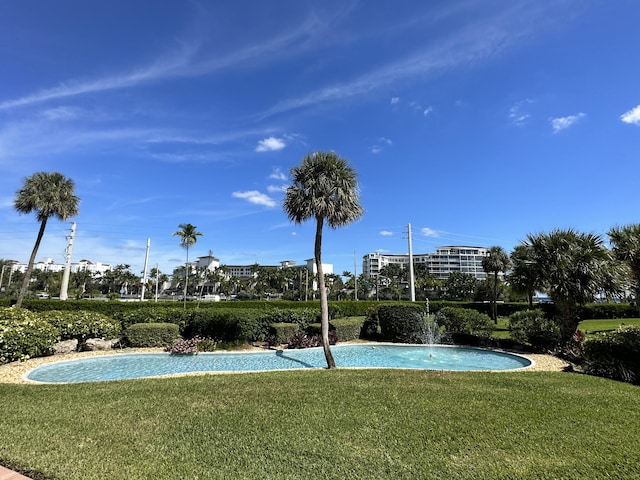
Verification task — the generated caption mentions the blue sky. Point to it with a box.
[1,0,639,278]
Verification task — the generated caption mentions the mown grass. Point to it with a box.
[0,369,639,479]
[578,318,640,334]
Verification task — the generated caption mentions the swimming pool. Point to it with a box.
[25,345,533,383]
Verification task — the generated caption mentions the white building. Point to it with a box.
[10,258,112,276]
[363,246,489,281]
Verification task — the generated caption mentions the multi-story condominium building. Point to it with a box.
[363,246,489,281]
[9,258,112,276]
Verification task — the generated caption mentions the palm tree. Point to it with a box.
[172,223,203,308]
[608,224,640,314]
[508,245,540,308]
[13,172,80,308]
[283,151,363,369]
[525,229,613,341]
[481,246,511,322]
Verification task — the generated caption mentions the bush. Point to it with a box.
[378,305,428,343]
[125,322,180,348]
[508,310,561,351]
[0,308,59,364]
[286,331,338,349]
[269,323,300,345]
[330,317,364,342]
[39,310,121,343]
[183,309,262,343]
[435,307,493,340]
[583,326,640,384]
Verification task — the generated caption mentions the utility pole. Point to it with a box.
[0,264,6,292]
[154,262,159,303]
[59,222,76,300]
[407,223,416,302]
[354,250,358,301]
[140,238,150,301]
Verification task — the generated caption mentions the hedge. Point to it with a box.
[38,310,121,342]
[269,323,300,344]
[583,325,640,384]
[434,307,493,340]
[330,317,365,342]
[125,322,180,347]
[0,308,59,364]
[378,305,427,343]
[508,310,561,351]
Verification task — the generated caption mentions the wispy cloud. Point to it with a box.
[268,168,287,181]
[370,137,392,154]
[232,190,277,207]
[256,137,286,152]
[421,227,441,237]
[380,230,394,236]
[259,4,553,119]
[390,97,400,105]
[509,99,534,126]
[550,113,585,133]
[621,104,640,125]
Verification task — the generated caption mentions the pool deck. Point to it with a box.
[0,465,32,480]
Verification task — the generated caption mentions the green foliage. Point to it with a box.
[330,317,365,341]
[435,307,494,339]
[378,304,428,343]
[269,322,300,344]
[38,310,121,342]
[183,309,261,343]
[0,307,59,364]
[125,322,180,348]
[578,303,638,320]
[583,325,640,384]
[508,310,561,351]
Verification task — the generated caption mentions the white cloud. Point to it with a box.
[621,105,640,125]
[380,230,393,236]
[390,97,400,105]
[268,168,287,181]
[380,137,392,145]
[423,106,433,116]
[232,190,277,207]
[550,113,585,133]
[370,146,382,154]
[421,227,440,237]
[509,99,534,126]
[267,184,287,193]
[256,137,286,152]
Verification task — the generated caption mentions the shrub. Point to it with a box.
[378,305,428,343]
[39,310,121,343]
[164,336,218,355]
[360,305,380,339]
[508,310,561,351]
[269,323,300,345]
[0,308,59,364]
[183,309,261,343]
[330,317,364,342]
[435,307,493,340]
[583,326,640,384]
[286,331,338,349]
[125,322,180,348]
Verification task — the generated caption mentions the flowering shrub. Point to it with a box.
[165,336,218,355]
[0,308,59,364]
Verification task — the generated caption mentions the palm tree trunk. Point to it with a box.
[315,217,336,369]
[183,246,189,309]
[16,218,48,308]
[493,271,498,323]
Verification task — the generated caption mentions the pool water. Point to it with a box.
[25,345,532,383]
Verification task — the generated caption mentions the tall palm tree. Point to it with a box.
[608,224,640,314]
[525,229,613,341]
[481,246,511,322]
[172,223,203,308]
[13,172,80,308]
[283,151,363,369]
[508,245,541,308]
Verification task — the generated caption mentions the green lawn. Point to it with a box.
[1,370,639,479]
[578,318,640,334]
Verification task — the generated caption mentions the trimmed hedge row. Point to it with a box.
[125,323,180,348]
[583,326,640,385]
[38,310,121,342]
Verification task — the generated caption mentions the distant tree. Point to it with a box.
[508,245,541,307]
[608,224,640,315]
[13,172,80,308]
[525,229,614,341]
[283,151,363,369]
[173,223,203,308]
[443,272,477,301]
[482,246,511,322]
